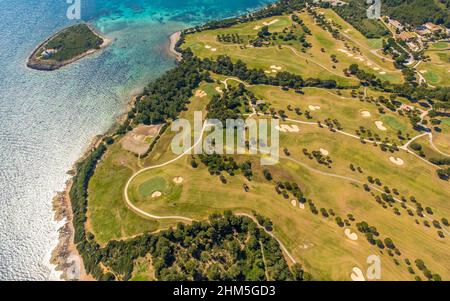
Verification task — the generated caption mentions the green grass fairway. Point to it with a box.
[182,9,402,86]
[421,45,450,86]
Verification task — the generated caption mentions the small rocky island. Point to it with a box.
[27,23,109,71]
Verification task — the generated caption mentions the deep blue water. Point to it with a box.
[0,0,275,280]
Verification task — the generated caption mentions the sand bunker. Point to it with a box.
[320,148,329,156]
[308,105,321,111]
[373,67,380,71]
[357,57,365,62]
[291,200,297,207]
[351,267,366,281]
[276,124,300,133]
[173,177,184,184]
[263,19,279,26]
[205,45,211,49]
[211,48,217,52]
[195,90,207,98]
[420,70,427,74]
[270,65,282,70]
[347,53,354,57]
[361,111,371,118]
[375,121,387,131]
[367,62,373,66]
[344,229,358,241]
[151,191,162,198]
[389,156,404,166]
[264,70,271,74]
[299,203,305,209]
[254,25,261,30]
[120,124,163,155]
[215,87,223,93]
[379,71,386,75]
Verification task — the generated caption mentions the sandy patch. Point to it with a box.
[263,19,279,26]
[308,105,321,111]
[151,191,162,198]
[361,111,371,118]
[271,70,278,73]
[270,65,282,70]
[254,25,261,30]
[375,121,387,131]
[373,67,380,71]
[319,148,329,156]
[367,62,373,66]
[276,124,300,133]
[195,90,207,98]
[264,70,271,74]
[379,71,386,75]
[215,87,223,93]
[211,48,217,52]
[299,203,305,209]
[173,177,184,184]
[337,49,347,53]
[344,229,358,241]
[420,70,427,74]
[120,124,163,155]
[347,53,354,57]
[357,57,365,62]
[351,267,366,281]
[205,45,211,49]
[291,200,297,207]
[389,156,404,166]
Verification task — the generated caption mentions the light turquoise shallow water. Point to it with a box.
[0,0,274,280]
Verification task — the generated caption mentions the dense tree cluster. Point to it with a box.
[201,55,337,89]
[333,0,389,38]
[133,57,205,125]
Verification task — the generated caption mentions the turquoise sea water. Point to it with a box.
[0,0,275,280]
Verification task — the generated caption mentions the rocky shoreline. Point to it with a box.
[168,31,183,62]
[50,93,139,280]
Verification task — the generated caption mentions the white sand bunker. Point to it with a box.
[379,71,386,75]
[320,148,329,156]
[357,57,365,62]
[211,48,217,52]
[299,203,305,209]
[291,199,297,207]
[254,25,261,30]
[344,229,358,241]
[373,67,380,71]
[263,19,279,26]
[367,62,373,66]
[351,267,366,281]
[361,111,371,118]
[347,53,354,57]
[215,87,223,93]
[271,70,278,73]
[173,177,184,184]
[375,121,387,131]
[151,191,162,198]
[205,45,211,49]
[276,124,300,133]
[264,70,272,74]
[195,90,207,98]
[308,105,321,111]
[337,49,347,53]
[389,156,404,166]
[270,65,282,70]
[420,70,427,74]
